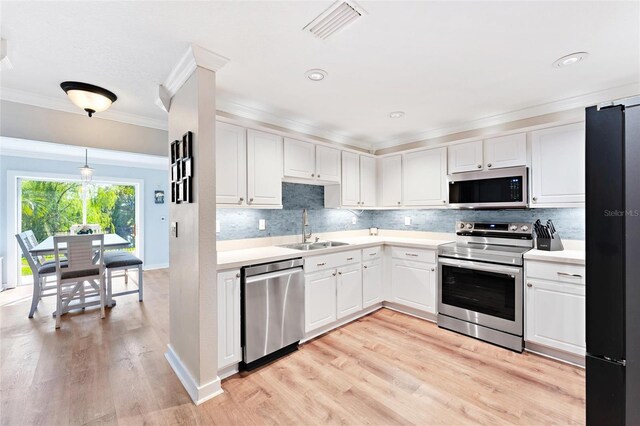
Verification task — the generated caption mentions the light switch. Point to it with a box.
[259,219,266,230]
[216,220,220,233]
[404,216,412,226]
[351,217,357,225]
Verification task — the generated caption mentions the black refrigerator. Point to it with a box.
[586,99,640,425]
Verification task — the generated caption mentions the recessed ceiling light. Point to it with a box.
[305,69,327,81]
[553,52,589,68]
[389,111,405,119]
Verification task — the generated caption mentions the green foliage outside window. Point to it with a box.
[20,180,136,276]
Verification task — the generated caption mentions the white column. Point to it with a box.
[162,45,228,405]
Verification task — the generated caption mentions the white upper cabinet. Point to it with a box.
[531,123,585,206]
[483,133,527,170]
[216,122,247,205]
[359,156,377,207]
[448,140,483,173]
[403,147,447,206]
[247,129,283,206]
[341,151,361,207]
[283,138,315,179]
[315,145,341,183]
[381,155,402,207]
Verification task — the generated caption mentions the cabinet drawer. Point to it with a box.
[333,250,361,267]
[391,247,436,263]
[362,246,382,260]
[526,260,585,285]
[304,250,361,273]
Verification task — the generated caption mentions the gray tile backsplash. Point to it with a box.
[216,183,585,241]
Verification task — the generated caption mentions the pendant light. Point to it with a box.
[60,81,117,117]
[79,149,94,182]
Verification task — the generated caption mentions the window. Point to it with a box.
[18,178,138,281]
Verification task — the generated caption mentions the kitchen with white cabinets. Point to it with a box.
[213,116,589,382]
[5,1,637,423]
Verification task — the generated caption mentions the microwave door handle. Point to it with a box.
[438,257,521,276]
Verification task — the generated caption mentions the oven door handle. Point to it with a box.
[438,257,521,276]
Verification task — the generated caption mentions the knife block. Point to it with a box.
[536,231,564,251]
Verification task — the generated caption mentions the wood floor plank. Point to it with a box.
[0,270,585,425]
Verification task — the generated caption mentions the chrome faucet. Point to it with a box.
[302,209,312,243]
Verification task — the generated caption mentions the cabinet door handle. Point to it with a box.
[347,257,354,261]
[527,283,533,288]
[557,272,583,278]
[239,197,244,204]
[397,201,401,205]
[487,163,492,168]
[236,272,240,278]
[311,173,315,177]
[317,262,326,266]
[477,164,482,169]
[332,272,337,276]
[369,253,377,256]
[248,198,254,204]
[363,265,368,269]
[532,197,537,202]
[338,271,342,275]
[405,253,418,257]
[317,174,320,178]
[431,268,435,272]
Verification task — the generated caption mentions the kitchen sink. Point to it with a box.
[280,241,350,251]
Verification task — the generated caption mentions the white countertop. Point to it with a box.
[217,231,586,270]
[524,248,585,266]
[217,235,453,270]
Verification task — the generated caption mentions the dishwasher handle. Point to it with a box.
[244,267,303,284]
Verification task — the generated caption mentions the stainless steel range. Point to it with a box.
[437,221,533,352]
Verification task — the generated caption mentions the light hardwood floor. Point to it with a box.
[1,269,585,425]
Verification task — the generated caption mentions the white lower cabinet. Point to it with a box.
[525,261,586,356]
[217,270,242,370]
[336,264,363,319]
[304,269,337,333]
[391,258,436,313]
[362,259,383,308]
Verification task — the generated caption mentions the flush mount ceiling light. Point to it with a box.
[60,81,117,117]
[79,149,94,182]
[305,69,328,81]
[303,1,365,40]
[389,111,405,119]
[553,52,589,68]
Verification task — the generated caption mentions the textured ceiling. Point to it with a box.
[1,1,639,149]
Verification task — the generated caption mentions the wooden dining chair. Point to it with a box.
[53,234,106,329]
[15,231,67,318]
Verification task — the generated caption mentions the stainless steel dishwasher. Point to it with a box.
[241,258,304,370]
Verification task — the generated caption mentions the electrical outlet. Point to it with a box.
[404,216,412,226]
[351,217,357,225]
[216,220,220,233]
[259,219,266,230]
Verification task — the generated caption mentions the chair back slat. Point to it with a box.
[53,234,104,273]
[15,231,39,272]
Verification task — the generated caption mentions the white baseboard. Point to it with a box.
[165,344,223,405]
[144,263,169,271]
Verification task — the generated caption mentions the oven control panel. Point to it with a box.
[456,222,533,237]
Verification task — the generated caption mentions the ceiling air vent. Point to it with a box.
[303,1,364,40]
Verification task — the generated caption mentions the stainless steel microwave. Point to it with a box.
[447,166,528,209]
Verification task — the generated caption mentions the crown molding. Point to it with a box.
[216,98,373,151]
[0,137,168,170]
[0,87,168,130]
[157,44,230,112]
[371,82,640,150]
